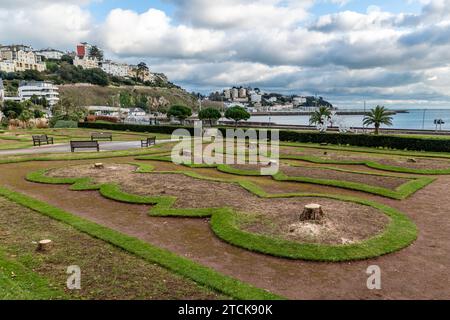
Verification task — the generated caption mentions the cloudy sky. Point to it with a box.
[1,0,450,108]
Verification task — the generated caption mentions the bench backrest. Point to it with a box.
[91,132,112,138]
[71,141,99,147]
[148,136,156,141]
[32,135,48,141]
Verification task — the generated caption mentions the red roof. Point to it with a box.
[76,45,86,58]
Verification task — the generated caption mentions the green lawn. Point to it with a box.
[0,128,172,150]
[0,250,67,300]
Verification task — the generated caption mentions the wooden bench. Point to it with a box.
[32,135,54,147]
[91,132,112,141]
[141,136,156,148]
[70,141,100,152]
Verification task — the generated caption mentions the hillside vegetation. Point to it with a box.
[59,84,199,110]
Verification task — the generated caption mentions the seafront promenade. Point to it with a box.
[218,121,450,136]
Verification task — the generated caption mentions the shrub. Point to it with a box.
[167,105,192,124]
[54,120,78,128]
[224,106,250,127]
[199,107,221,126]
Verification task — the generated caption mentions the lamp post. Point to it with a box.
[422,109,426,130]
[363,100,366,134]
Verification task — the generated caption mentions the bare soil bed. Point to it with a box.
[47,164,390,245]
[281,166,409,189]
[376,158,450,170]
[228,163,409,189]
[280,147,450,170]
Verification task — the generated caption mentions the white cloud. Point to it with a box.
[99,8,226,59]
[0,2,92,49]
[166,0,313,30]
[2,0,450,107]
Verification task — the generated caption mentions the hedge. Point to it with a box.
[79,121,195,135]
[54,120,78,128]
[78,122,450,152]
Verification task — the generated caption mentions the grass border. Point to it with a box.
[280,154,450,175]
[0,249,67,300]
[134,155,434,199]
[25,165,418,262]
[280,141,450,159]
[0,186,282,300]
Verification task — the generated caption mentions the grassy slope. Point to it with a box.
[59,85,197,109]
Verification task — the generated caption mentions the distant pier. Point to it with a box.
[250,110,406,116]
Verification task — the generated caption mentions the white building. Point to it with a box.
[224,89,231,100]
[129,108,147,117]
[238,88,247,98]
[293,96,307,106]
[36,49,65,60]
[87,106,129,117]
[0,60,15,73]
[0,45,46,72]
[18,81,59,107]
[224,102,248,109]
[73,43,100,69]
[250,93,262,103]
[74,56,99,69]
[231,88,239,100]
[101,61,130,77]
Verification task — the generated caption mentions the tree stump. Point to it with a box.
[299,204,324,222]
[267,160,278,166]
[37,239,52,252]
[407,158,417,163]
[93,163,104,169]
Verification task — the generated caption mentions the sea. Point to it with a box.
[249,109,450,131]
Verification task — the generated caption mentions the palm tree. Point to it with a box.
[363,105,393,135]
[309,106,331,126]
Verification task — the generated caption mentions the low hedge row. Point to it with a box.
[277,131,450,152]
[79,121,194,135]
[78,122,450,152]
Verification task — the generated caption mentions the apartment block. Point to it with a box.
[18,81,59,107]
[0,45,47,73]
